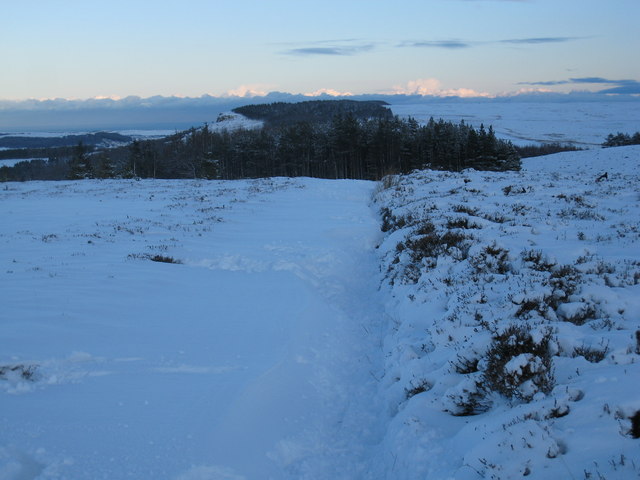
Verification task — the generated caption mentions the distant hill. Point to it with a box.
[233,99,392,127]
[0,132,132,149]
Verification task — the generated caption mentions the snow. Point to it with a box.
[373,145,640,479]
[209,113,263,132]
[389,101,640,146]
[1,144,640,477]
[0,158,47,167]
[0,178,384,478]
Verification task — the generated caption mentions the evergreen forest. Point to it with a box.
[1,100,521,182]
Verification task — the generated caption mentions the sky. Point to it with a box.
[1,0,639,101]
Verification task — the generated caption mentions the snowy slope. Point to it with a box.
[1,145,639,480]
[373,145,640,479]
[0,178,384,479]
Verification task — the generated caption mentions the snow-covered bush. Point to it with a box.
[546,264,582,309]
[470,242,511,275]
[443,376,489,416]
[482,324,555,402]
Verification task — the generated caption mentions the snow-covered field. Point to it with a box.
[0,158,47,168]
[0,178,385,478]
[1,145,639,479]
[390,101,640,147]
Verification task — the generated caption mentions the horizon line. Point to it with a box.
[2,89,639,105]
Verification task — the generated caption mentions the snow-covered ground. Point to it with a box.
[0,178,384,479]
[209,113,263,132]
[1,145,639,479]
[373,145,640,479]
[0,158,47,168]
[390,101,640,147]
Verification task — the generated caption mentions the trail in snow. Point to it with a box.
[0,178,386,479]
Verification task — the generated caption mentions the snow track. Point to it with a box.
[0,178,385,479]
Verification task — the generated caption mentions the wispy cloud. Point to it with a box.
[570,77,624,84]
[519,80,571,86]
[519,77,640,94]
[281,41,375,56]
[402,35,581,50]
[501,37,578,45]
[400,40,471,49]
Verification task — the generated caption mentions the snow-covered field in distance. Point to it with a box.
[0,158,47,167]
[389,101,640,146]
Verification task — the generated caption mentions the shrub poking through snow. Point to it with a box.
[405,379,432,399]
[547,264,581,305]
[443,377,490,416]
[471,242,511,275]
[380,207,409,233]
[572,343,609,363]
[483,324,555,402]
[128,253,183,264]
[0,364,38,381]
[521,249,557,272]
[149,254,182,264]
[631,411,640,439]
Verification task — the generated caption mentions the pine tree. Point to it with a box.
[68,141,92,179]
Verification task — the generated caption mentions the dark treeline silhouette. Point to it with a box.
[233,100,392,127]
[1,101,521,182]
[0,131,131,150]
[603,131,640,147]
[515,143,583,158]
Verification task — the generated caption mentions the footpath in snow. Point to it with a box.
[0,178,385,479]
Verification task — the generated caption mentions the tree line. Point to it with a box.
[1,101,522,182]
[603,131,640,147]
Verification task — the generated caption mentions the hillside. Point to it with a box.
[232,99,392,127]
[0,146,639,478]
[373,145,640,479]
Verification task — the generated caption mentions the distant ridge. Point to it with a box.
[233,99,392,127]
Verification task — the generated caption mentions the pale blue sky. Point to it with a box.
[2,0,638,100]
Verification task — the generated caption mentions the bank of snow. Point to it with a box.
[373,145,640,479]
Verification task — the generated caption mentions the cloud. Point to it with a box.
[391,78,492,98]
[223,84,272,98]
[401,36,581,51]
[517,77,640,94]
[401,40,471,49]
[570,77,623,84]
[281,43,374,56]
[501,37,578,45]
[303,88,354,97]
[598,85,640,94]
[518,80,571,86]
[500,87,555,96]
